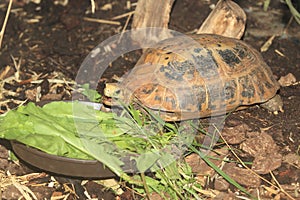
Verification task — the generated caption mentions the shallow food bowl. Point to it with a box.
[11,141,115,178]
[10,101,116,178]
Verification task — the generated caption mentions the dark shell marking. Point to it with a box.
[118,34,279,121]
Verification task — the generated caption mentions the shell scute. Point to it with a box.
[217,49,241,69]
[192,50,219,79]
[239,75,256,104]
[233,44,248,60]
[223,80,237,101]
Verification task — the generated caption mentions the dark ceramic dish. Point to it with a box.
[11,141,115,178]
[10,101,115,178]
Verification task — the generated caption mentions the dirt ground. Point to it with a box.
[0,0,299,199]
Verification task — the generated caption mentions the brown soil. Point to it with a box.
[0,0,299,199]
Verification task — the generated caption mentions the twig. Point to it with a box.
[275,49,285,57]
[118,11,133,43]
[30,79,76,85]
[282,16,294,36]
[111,11,135,20]
[10,55,22,81]
[0,0,13,48]
[90,0,95,14]
[260,35,276,52]
[83,17,121,25]
[270,171,296,200]
[140,173,150,200]
[6,171,38,200]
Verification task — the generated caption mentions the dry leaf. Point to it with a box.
[278,73,297,87]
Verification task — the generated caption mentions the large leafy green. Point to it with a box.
[0,102,127,174]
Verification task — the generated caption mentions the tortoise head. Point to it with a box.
[103,83,123,106]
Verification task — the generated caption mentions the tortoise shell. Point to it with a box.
[107,34,280,121]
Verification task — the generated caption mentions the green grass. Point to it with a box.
[114,104,254,199]
[285,0,300,24]
[264,0,300,24]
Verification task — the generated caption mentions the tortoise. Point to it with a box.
[103,34,283,121]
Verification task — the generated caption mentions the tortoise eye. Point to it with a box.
[114,89,121,95]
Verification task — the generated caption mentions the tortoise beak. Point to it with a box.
[103,84,122,106]
[102,96,113,106]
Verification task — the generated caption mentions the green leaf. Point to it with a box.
[136,150,161,172]
[79,83,101,102]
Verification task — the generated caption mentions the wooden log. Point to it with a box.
[197,0,246,39]
[131,0,175,43]
[131,0,246,44]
